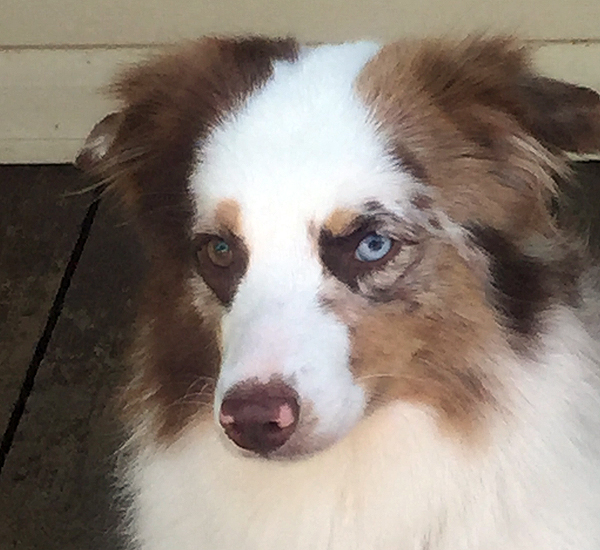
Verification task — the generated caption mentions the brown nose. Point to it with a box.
[219,381,300,455]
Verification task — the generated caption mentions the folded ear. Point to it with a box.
[75,111,147,215]
[386,37,600,155]
[75,112,124,177]
[517,76,600,154]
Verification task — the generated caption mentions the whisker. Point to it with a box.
[356,373,402,382]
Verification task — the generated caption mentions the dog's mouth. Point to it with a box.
[219,425,338,461]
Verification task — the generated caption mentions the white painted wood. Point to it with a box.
[2,0,600,46]
[534,43,600,92]
[1,43,599,164]
[0,48,154,163]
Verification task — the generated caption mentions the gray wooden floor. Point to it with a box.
[0,163,599,549]
[0,166,145,550]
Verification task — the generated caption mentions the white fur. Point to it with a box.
[189,42,420,443]
[129,307,600,549]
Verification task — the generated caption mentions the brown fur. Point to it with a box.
[316,36,598,434]
[518,75,600,154]
[356,37,589,242]
[319,204,427,294]
[194,232,249,304]
[85,37,298,259]
[123,265,222,444]
[321,233,498,435]
[97,37,299,443]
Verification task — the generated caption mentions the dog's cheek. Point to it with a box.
[124,273,223,445]
[323,246,498,437]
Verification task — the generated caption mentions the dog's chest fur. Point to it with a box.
[130,324,600,550]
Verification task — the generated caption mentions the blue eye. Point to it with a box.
[355,233,392,262]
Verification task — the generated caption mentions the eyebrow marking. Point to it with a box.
[364,200,384,212]
[214,199,243,235]
[411,194,433,210]
[323,208,362,237]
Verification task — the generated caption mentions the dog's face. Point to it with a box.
[79,37,600,458]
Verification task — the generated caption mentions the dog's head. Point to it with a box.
[79,37,600,457]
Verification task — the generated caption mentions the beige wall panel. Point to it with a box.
[1,43,599,164]
[2,0,600,47]
[0,48,152,163]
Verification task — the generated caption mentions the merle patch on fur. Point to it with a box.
[469,225,580,340]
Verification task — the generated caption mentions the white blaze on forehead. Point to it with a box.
[189,42,419,445]
[191,41,417,232]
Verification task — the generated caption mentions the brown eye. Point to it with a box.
[194,233,249,304]
[206,237,234,267]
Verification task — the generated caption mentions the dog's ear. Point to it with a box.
[75,110,148,215]
[359,38,599,237]
[516,76,600,154]
[75,112,124,177]
[407,37,600,154]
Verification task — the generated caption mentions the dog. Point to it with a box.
[77,36,600,549]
